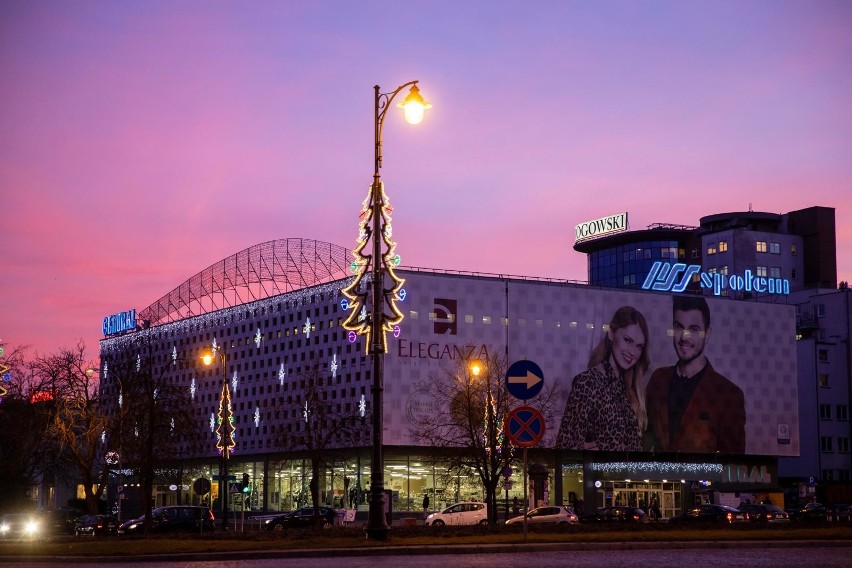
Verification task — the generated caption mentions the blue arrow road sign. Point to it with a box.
[505,360,544,400]
[505,406,545,448]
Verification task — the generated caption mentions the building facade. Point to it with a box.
[99,238,800,521]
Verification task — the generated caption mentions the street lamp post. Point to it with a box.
[343,81,430,540]
[203,343,233,531]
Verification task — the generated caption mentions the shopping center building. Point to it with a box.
[99,219,812,519]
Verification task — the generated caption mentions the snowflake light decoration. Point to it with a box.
[254,407,260,428]
[330,353,338,379]
[278,364,286,386]
[303,401,309,423]
[255,328,262,348]
[303,317,311,338]
[359,394,366,418]
[190,378,196,400]
[172,346,177,364]
[231,371,239,393]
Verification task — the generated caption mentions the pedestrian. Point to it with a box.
[650,494,661,521]
[512,496,520,516]
[422,493,430,518]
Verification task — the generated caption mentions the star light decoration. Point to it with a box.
[341,182,406,354]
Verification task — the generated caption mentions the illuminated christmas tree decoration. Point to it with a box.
[341,182,406,354]
[215,382,236,458]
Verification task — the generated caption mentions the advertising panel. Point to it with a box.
[389,271,799,457]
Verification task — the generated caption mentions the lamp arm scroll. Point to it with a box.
[374,80,420,176]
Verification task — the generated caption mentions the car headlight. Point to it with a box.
[24,520,39,535]
[1,523,9,534]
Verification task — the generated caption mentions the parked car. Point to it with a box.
[790,502,827,522]
[738,504,789,523]
[827,504,851,522]
[45,508,85,535]
[74,514,118,537]
[669,504,748,524]
[505,505,578,526]
[0,513,42,541]
[118,506,215,534]
[424,502,488,526]
[580,506,647,523]
[264,507,338,531]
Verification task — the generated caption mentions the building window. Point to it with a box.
[770,267,781,278]
[820,404,832,420]
[707,245,717,255]
[819,373,830,387]
[792,269,797,280]
[820,437,833,452]
[756,241,767,253]
[839,438,850,454]
[823,469,834,481]
[837,405,849,421]
[756,266,767,277]
[720,266,728,275]
[818,349,829,363]
[719,241,728,252]
[791,244,797,255]
[816,304,825,318]
[769,242,780,254]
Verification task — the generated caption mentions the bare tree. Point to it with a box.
[0,344,57,510]
[275,359,364,527]
[100,332,206,533]
[409,352,559,523]
[31,342,110,514]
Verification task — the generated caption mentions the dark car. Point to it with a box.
[118,506,215,534]
[790,502,827,522]
[264,507,337,531]
[0,513,42,541]
[669,504,748,524]
[45,508,85,535]
[738,504,789,523]
[74,514,118,536]
[580,506,647,523]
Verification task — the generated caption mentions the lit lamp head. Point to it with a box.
[470,360,483,377]
[398,85,431,125]
[201,353,215,366]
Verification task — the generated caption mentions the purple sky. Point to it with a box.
[2,1,851,358]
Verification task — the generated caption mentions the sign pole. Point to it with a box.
[523,446,528,541]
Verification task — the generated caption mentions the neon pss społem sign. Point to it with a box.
[642,261,790,296]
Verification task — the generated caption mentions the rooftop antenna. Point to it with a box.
[748,202,753,212]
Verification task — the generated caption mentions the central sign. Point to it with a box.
[505,406,546,448]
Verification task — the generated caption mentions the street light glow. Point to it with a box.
[398,85,431,125]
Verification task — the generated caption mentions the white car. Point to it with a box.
[505,505,578,525]
[424,502,488,526]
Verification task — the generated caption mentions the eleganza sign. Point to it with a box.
[575,212,628,243]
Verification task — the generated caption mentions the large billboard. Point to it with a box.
[388,271,799,457]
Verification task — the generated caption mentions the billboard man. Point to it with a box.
[646,296,746,453]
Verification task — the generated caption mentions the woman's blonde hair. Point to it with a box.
[587,306,650,430]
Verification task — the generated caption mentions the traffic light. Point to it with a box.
[242,473,250,494]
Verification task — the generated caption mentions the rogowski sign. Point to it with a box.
[575,212,628,243]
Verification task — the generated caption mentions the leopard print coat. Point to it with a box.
[555,359,642,451]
